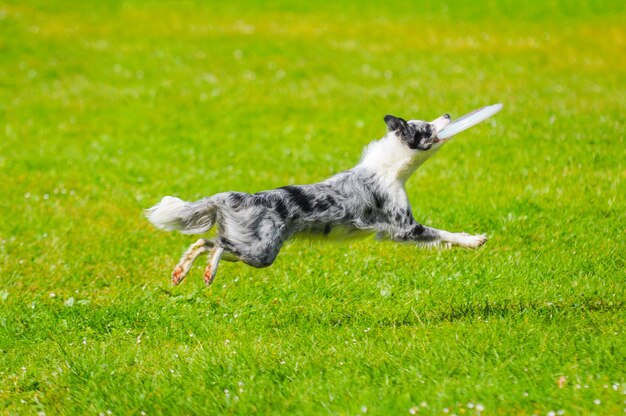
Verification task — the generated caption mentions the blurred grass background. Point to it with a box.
[1,0,625,414]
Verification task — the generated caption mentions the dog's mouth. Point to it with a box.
[432,114,452,144]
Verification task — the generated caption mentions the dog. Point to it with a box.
[146,114,487,286]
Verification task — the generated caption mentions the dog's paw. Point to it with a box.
[171,266,186,285]
[204,265,215,287]
[457,233,488,249]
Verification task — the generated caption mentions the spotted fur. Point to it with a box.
[146,113,487,286]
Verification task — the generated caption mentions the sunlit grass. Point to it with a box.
[1,0,625,414]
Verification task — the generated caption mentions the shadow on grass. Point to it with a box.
[278,296,624,328]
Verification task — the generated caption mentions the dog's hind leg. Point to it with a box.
[172,239,214,285]
[204,245,225,287]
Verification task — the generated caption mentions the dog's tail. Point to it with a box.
[145,196,217,235]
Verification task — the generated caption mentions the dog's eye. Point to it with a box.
[413,124,432,140]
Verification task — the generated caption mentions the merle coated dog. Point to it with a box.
[146,114,487,286]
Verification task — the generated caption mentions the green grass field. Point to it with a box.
[1,0,625,414]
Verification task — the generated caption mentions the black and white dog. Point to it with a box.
[146,114,487,286]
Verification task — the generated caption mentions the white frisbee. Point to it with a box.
[437,103,503,140]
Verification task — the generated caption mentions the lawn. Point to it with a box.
[1,0,625,414]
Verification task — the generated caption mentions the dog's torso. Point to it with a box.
[213,167,413,251]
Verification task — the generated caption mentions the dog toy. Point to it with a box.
[437,103,503,140]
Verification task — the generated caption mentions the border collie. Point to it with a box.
[146,114,487,286]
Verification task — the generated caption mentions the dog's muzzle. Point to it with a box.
[432,114,452,143]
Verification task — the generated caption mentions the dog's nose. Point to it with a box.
[442,114,450,119]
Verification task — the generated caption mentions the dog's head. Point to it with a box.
[384,114,451,151]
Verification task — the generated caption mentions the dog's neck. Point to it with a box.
[357,132,441,184]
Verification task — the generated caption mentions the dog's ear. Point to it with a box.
[384,114,414,140]
[384,115,408,134]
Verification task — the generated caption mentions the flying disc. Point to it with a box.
[437,103,503,140]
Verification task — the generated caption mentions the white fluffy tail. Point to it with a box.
[145,196,216,234]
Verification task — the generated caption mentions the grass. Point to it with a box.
[1,0,625,414]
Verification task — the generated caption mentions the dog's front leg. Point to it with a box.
[392,223,487,249]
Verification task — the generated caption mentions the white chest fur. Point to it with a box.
[358,133,441,184]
